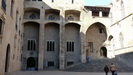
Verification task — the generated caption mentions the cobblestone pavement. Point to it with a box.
[11,71,133,75]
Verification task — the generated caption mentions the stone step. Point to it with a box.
[65,58,133,72]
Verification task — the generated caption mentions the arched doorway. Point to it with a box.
[100,47,107,57]
[5,44,10,72]
[27,57,35,70]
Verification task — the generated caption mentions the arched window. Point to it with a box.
[48,14,55,20]
[67,15,74,21]
[29,13,36,19]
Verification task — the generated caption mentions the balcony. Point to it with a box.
[65,10,81,22]
[24,8,40,22]
[45,9,60,23]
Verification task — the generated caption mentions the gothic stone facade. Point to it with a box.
[1,0,133,75]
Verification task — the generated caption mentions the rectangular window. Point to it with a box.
[102,12,109,17]
[10,0,14,16]
[0,20,2,35]
[99,28,104,34]
[2,0,6,11]
[72,0,74,4]
[0,19,4,35]
[92,11,99,16]
[88,42,93,52]
[47,41,55,51]
[48,61,54,67]
[67,61,74,66]
[16,12,19,31]
[27,40,36,51]
[67,41,74,52]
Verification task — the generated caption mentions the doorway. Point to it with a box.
[5,44,10,72]
[100,47,107,57]
[27,57,35,70]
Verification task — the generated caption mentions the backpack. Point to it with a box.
[114,72,117,75]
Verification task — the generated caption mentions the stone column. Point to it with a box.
[59,7,65,70]
[38,6,44,70]
[99,11,102,17]
[80,29,86,63]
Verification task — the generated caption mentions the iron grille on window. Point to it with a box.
[27,40,36,51]
[47,41,55,51]
[67,41,74,52]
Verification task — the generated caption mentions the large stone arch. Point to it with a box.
[22,22,40,70]
[86,22,107,59]
[65,23,81,66]
[5,44,11,72]
[84,19,110,34]
[44,23,60,69]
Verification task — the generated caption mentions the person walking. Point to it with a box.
[104,65,109,75]
[110,63,117,75]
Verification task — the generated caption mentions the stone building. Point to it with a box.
[1,0,133,75]
[0,0,24,75]
[22,0,111,70]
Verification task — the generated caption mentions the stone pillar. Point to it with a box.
[38,6,44,70]
[79,20,86,63]
[90,11,92,16]
[59,7,65,70]
[99,11,102,17]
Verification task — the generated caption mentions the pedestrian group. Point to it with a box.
[104,63,117,75]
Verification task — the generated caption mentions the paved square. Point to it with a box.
[11,71,133,75]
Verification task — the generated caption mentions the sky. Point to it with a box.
[85,0,112,6]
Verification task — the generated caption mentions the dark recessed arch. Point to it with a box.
[45,22,60,26]
[65,23,81,27]
[65,10,81,21]
[100,47,107,57]
[24,7,40,12]
[24,21,40,25]
[5,44,11,72]
[27,57,35,69]
[108,35,113,41]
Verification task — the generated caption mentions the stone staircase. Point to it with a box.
[65,58,133,72]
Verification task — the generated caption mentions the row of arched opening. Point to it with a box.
[23,22,81,69]
[23,21,114,69]
[24,8,80,21]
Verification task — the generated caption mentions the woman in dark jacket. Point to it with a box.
[104,65,109,75]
